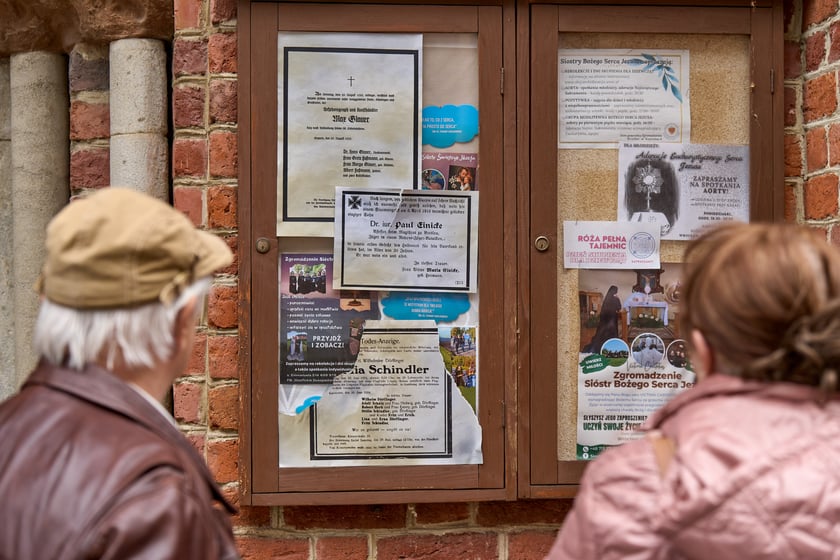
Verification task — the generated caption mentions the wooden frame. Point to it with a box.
[238,0,517,505]
[239,0,784,505]
[516,0,784,498]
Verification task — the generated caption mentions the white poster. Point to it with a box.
[277,33,423,236]
[558,49,691,148]
[333,188,479,293]
[577,266,694,460]
[617,143,750,240]
[278,320,483,467]
[563,221,660,269]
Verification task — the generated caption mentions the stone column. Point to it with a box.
[109,38,168,200]
[10,51,70,384]
[0,58,14,399]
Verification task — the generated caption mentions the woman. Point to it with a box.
[548,222,840,559]
[583,285,622,353]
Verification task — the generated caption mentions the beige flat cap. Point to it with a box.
[38,187,233,309]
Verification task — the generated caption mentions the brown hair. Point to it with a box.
[682,222,840,389]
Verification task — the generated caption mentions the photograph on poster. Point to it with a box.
[277,32,423,236]
[618,142,750,240]
[279,253,380,385]
[421,152,478,192]
[438,326,478,413]
[576,265,695,460]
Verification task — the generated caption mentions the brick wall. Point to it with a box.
[69,44,110,195]
[788,0,840,234]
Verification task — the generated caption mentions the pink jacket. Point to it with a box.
[547,374,840,560]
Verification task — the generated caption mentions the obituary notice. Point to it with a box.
[333,188,479,293]
[277,33,423,236]
[277,320,483,467]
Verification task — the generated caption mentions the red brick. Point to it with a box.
[830,21,840,63]
[174,0,202,30]
[173,84,205,129]
[804,0,836,28]
[376,533,497,560]
[174,186,203,227]
[784,181,798,223]
[807,126,828,172]
[414,502,470,525]
[785,133,803,177]
[803,173,839,220]
[184,432,206,456]
[805,30,826,73]
[209,33,237,74]
[316,536,369,560]
[219,234,239,276]
[237,537,308,560]
[209,384,239,431]
[173,381,202,423]
[173,137,207,178]
[784,86,798,128]
[804,72,837,123]
[186,331,207,374]
[206,438,238,483]
[220,485,271,527]
[285,504,406,530]
[829,224,840,246]
[69,49,109,93]
[70,147,110,191]
[173,38,208,76]
[209,131,238,178]
[785,39,802,80]
[70,101,110,140]
[476,499,572,526]
[210,79,238,124]
[208,284,238,329]
[211,0,237,24]
[208,185,237,228]
[508,530,558,560]
[209,335,239,379]
[830,124,840,167]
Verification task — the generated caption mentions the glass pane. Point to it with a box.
[555,33,750,460]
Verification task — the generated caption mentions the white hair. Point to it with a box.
[33,278,212,371]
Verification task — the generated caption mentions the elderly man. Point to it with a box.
[0,188,240,559]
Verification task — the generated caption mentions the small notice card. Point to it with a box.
[563,221,660,269]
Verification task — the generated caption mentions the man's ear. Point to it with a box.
[174,297,199,347]
[690,329,713,380]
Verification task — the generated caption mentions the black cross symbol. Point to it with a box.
[347,76,355,87]
[348,195,362,209]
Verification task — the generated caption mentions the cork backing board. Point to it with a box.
[555,33,750,459]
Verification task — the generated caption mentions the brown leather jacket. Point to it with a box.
[0,362,240,560]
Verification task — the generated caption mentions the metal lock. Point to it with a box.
[534,235,550,252]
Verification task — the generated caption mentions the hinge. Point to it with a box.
[770,68,775,94]
[500,67,505,96]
